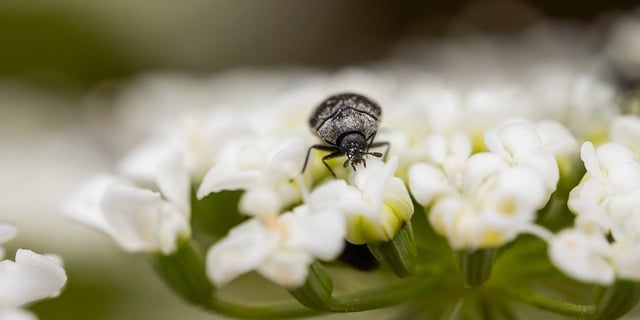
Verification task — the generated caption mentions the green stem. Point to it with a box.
[456,248,497,287]
[367,223,416,278]
[502,288,597,319]
[153,240,444,318]
[326,277,439,312]
[206,299,322,319]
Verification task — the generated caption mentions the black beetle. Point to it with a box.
[302,93,389,177]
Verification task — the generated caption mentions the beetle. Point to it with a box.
[301,93,389,177]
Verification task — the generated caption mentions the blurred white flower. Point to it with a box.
[609,115,640,154]
[0,224,18,260]
[197,137,307,217]
[548,228,615,285]
[410,121,556,250]
[484,120,560,194]
[568,142,640,236]
[0,223,67,320]
[62,153,191,254]
[550,141,640,284]
[205,205,345,288]
[338,157,414,244]
[606,11,640,79]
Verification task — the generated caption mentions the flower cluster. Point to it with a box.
[409,120,572,250]
[550,141,640,284]
[0,223,67,320]
[62,11,640,320]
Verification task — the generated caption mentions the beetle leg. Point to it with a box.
[321,150,345,178]
[301,144,339,175]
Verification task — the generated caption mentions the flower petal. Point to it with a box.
[0,249,67,308]
[0,308,37,320]
[408,162,450,206]
[284,207,345,260]
[258,249,313,288]
[0,223,18,245]
[196,164,261,199]
[100,183,187,253]
[548,229,614,285]
[205,219,276,286]
[61,174,123,233]
[156,152,190,215]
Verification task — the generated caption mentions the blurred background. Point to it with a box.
[0,0,638,319]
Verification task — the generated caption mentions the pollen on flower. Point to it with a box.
[497,198,518,215]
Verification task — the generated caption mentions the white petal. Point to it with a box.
[196,164,261,199]
[0,249,67,308]
[0,308,37,320]
[156,204,191,254]
[118,137,182,184]
[284,207,345,260]
[535,120,578,156]
[258,250,312,288]
[267,138,307,179]
[464,152,506,194]
[548,229,614,285]
[156,152,190,215]
[499,165,548,210]
[580,142,603,181]
[594,143,636,173]
[612,238,640,281]
[61,174,123,233]
[0,223,18,245]
[610,116,640,152]
[100,184,174,252]
[205,219,276,286]
[429,195,467,247]
[485,121,543,161]
[239,188,282,217]
[424,134,448,164]
[408,163,450,206]
[568,179,607,216]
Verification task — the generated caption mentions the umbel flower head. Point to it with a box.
[63,12,640,319]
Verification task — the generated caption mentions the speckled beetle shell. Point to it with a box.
[309,93,381,145]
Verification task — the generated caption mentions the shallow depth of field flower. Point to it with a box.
[61,10,640,320]
[0,223,67,320]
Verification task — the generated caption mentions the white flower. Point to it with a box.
[606,12,640,78]
[0,224,18,260]
[333,157,414,244]
[548,228,615,285]
[611,236,640,281]
[568,142,640,236]
[62,153,191,254]
[118,110,255,184]
[197,137,307,217]
[551,141,640,284]
[409,123,552,250]
[610,115,640,154]
[429,158,547,250]
[0,224,67,320]
[408,163,452,207]
[535,120,578,158]
[205,205,345,288]
[484,120,559,194]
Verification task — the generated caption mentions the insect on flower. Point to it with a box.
[302,93,390,177]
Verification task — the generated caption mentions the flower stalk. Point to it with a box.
[594,280,640,320]
[151,239,214,306]
[367,223,416,278]
[288,262,334,310]
[456,247,497,287]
